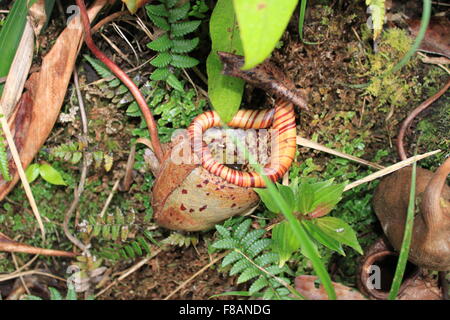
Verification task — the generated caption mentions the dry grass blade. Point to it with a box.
[0,116,45,240]
[344,150,441,191]
[297,136,385,170]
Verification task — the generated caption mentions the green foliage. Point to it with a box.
[99,230,155,261]
[50,141,112,171]
[212,219,294,299]
[207,0,245,123]
[232,0,298,69]
[146,0,201,91]
[25,285,80,301]
[161,232,198,247]
[256,178,362,268]
[25,162,67,186]
[0,133,10,181]
[126,81,205,143]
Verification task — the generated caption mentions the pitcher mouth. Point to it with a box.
[358,238,420,300]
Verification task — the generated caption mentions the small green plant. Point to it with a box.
[212,219,297,299]
[25,285,79,300]
[25,162,67,186]
[146,0,201,91]
[99,230,156,261]
[255,179,362,268]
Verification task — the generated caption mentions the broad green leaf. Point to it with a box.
[39,163,67,186]
[315,217,363,254]
[276,183,295,214]
[302,220,345,256]
[253,187,280,214]
[207,0,245,123]
[310,182,346,213]
[272,221,301,267]
[48,287,63,300]
[233,0,298,69]
[296,182,314,214]
[0,0,31,95]
[25,163,40,184]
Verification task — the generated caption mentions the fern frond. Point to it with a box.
[212,238,239,250]
[233,219,252,240]
[147,34,173,52]
[151,52,173,67]
[229,258,252,276]
[148,13,170,31]
[247,238,272,258]
[241,229,266,249]
[150,67,170,81]
[237,266,260,284]
[166,0,179,9]
[168,2,190,23]
[249,276,269,295]
[215,224,231,238]
[146,4,169,17]
[171,20,201,37]
[170,54,199,68]
[222,251,241,267]
[84,55,113,79]
[254,252,279,267]
[166,74,184,91]
[171,38,199,53]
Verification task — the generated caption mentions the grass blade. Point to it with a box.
[388,160,417,299]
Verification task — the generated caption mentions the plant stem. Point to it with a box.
[75,0,164,163]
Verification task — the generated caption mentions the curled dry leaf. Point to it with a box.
[0,232,75,257]
[0,0,108,200]
[294,275,366,300]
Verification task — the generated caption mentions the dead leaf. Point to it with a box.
[408,16,450,58]
[0,0,108,200]
[295,275,367,300]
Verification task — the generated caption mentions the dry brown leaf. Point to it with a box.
[295,275,367,300]
[0,0,108,200]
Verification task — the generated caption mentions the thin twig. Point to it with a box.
[297,136,385,169]
[397,79,450,160]
[0,270,66,283]
[344,150,441,191]
[95,248,162,298]
[12,253,31,296]
[91,10,128,34]
[63,70,90,252]
[164,252,226,300]
[99,179,121,218]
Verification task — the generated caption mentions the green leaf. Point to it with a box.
[207,0,244,123]
[150,52,173,67]
[315,217,363,254]
[249,276,268,294]
[147,34,173,52]
[84,55,113,79]
[310,182,346,212]
[215,224,231,238]
[25,163,40,183]
[65,285,77,301]
[166,73,184,91]
[171,20,201,37]
[232,0,298,69]
[233,219,252,240]
[237,266,260,284]
[39,163,67,186]
[168,1,190,22]
[302,220,345,256]
[166,0,179,9]
[49,287,63,300]
[170,54,199,68]
[254,187,280,213]
[171,38,199,53]
[0,0,29,95]
[276,183,295,214]
[272,221,301,267]
[212,238,239,249]
[148,13,170,31]
[296,182,314,214]
[222,251,241,267]
[150,67,170,81]
[146,4,169,17]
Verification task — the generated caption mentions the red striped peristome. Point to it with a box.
[187,99,297,188]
